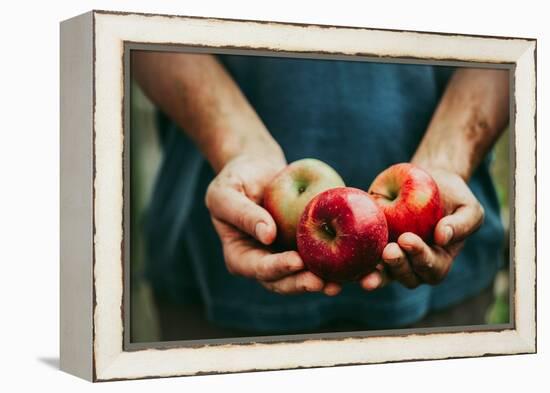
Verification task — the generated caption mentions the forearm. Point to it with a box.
[132,52,284,172]
[412,68,509,180]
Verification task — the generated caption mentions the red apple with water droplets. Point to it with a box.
[368,163,443,243]
[296,187,388,282]
[263,158,345,248]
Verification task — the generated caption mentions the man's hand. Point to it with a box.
[134,52,344,294]
[362,168,484,290]
[206,155,342,296]
[360,68,508,291]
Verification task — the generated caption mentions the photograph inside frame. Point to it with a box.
[128,49,512,344]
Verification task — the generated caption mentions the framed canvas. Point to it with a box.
[60,10,536,382]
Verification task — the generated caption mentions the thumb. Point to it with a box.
[206,186,277,245]
[434,203,484,246]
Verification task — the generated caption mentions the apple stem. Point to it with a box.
[370,190,397,201]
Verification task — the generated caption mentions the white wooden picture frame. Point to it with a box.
[60,10,536,382]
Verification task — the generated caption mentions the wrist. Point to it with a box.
[411,153,471,181]
[210,131,286,173]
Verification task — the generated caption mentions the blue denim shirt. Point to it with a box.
[144,55,504,332]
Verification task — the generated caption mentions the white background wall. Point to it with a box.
[0,1,546,391]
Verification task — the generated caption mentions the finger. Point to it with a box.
[360,263,391,291]
[360,270,383,291]
[398,232,450,285]
[323,282,342,296]
[212,218,304,281]
[206,186,276,245]
[382,242,421,289]
[253,251,306,281]
[261,271,325,295]
[434,203,484,247]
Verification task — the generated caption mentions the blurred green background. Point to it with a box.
[129,79,511,343]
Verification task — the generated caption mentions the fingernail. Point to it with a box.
[397,234,415,250]
[364,274,382,290]
[384,243,401,260]
[255,222,269,243]
[399,242,413,251]
[443,226,453,245]
[289,261,303,270]
[324,285,340,296]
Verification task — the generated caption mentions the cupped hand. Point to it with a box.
[205,155,342,296]
[360,168,484,291]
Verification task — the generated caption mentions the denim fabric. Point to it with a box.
[143,55,504,332]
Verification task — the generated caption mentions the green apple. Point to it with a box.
[263,158,345,248]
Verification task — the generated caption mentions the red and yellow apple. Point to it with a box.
[296,187,388,282]
[263,158,345,248]
[368,163,443,243]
